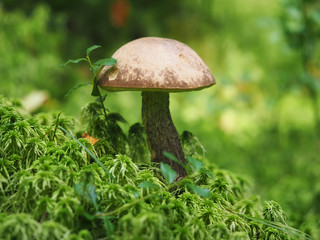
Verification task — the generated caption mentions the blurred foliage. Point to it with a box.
[0,5,66,98]
[0,0,320,239]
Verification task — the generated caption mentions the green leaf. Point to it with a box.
[74,182,98,209]
[96,94,107,103]
[91,65,101,76]
[160,162,177,183]
[92,58,117,76]
[59,58,87,68]
[202,169,214,179]
[187,156,203,171]
[163,151,186,168]
[82,211,96,221]
[94,57,117,67]
[91,77,100,97]
[103,216,115,239]
[163,151,178,161]
[87,183,98,210]
[65,83,92,97]
[86,45,101,56]
[187,183,210,197]
[138,180,159,189]
[74,182,85,196]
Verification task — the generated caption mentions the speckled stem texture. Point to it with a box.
[142,91,187,179]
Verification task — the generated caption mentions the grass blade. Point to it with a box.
[238,213,313,240]
[59,126,116,183]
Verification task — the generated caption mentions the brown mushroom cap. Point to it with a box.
[98,37,215,92]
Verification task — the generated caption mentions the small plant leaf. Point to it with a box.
[74,182,98,210]
[163,151,186,168]
[187,183,211,197]
[92,58,117,76]
[59,58,87,68]
[65,83,92,97]
[86,45,101,56]
[82,211,96,221]
[91,65,102,76]
[203,169,214,178]
[91,77,100,97]
[94,57,117,67]
[138,180,159,189]
[160,162,177,183]
[87,183,99,210]
[163,151,178,161]
[96,94,107,103]
[74,182,84,196]
[187,156,203,171]
[103,216,115,239]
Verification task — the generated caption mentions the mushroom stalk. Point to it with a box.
[142,91,187,179]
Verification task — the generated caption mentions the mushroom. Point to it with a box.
[98,37,215,179]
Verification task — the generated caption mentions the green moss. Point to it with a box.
[0,96,309,240]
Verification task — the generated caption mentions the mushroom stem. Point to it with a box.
[142,91,187,179]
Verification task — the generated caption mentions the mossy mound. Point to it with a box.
[0,96,306,239]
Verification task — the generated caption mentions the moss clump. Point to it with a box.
[0,96,306,239]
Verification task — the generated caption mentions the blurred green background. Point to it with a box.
[1,0,320,237]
